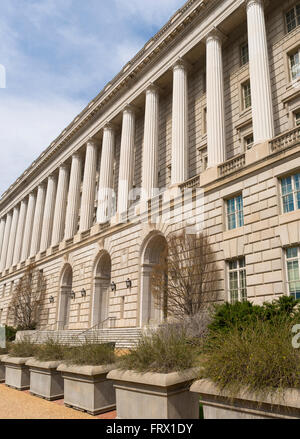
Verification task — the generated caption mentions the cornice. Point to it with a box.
[0,0,213,211]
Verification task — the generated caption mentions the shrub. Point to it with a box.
[64,342,115,366]
[208,296,300,335]
[8,338,37,358]
[118,324,200,373]
[5,326,17,342]
[34,338,70,362]
[202,318,300,396]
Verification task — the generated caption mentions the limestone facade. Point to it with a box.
[0,0,299,331]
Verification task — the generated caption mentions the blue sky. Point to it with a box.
[0,0,184,196]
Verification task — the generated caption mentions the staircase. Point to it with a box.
[16,327,143,349]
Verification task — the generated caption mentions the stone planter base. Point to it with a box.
[107,368,199,419]
[57,364,116,416]
[26,359,64,401]
[0,355,7,383]
[190,379,300,419]
[4,357,34,391]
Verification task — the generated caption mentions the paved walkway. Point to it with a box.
[0,384,116,419]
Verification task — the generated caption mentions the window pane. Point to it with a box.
[286,8,296,32]
[227,198,235,213]
[290,52,300,80]
[241,44,249,65]
[239,258,246,268]
[281,176,292,195]
[229,260,237,270]
[228,214,236,230]
[297,4,300,25]
[287,247,298,259]
[294,173,300,190]
[287,260,300,281]
[283,194,295,213]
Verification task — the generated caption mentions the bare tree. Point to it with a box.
[8,264,46,330]
[151,230,218,319]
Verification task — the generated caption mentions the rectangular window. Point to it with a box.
[227,194,244,230]
[295,111,300,126]
[286,247,300,299]
[203,107,207,134]
[286,4,300,33]
[228,258,247,303]
[289,50,300,81]
[244,133,254,150]
[281,173,300,213]
[240,43,249,66]
[242,81,251,109]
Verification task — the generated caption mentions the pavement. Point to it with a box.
[0,383,116,419]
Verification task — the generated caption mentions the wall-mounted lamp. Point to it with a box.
[49,296,54,304]
[70,291,76,300]
[81,288,86,298]
[126,278,132,289]
[111,281,117,292]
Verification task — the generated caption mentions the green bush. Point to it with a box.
[5,326,17,342]
[34,338,71,362]
[208,296,300,334]
[8,339,37,358]
[118,325,200,373]
[202,317,300,396]
[64,342,115,366]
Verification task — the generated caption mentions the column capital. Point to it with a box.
[245,0,266,11]
[172,57,191,72]
[103,122,117,132]
[145,83,161,95]
[86,138,97,148]
[58,162,69,171]
[72,151,81,160]
[206,27,227,44]
[38,181,47,190]
[48,173,57,181]
[122,103,138,115]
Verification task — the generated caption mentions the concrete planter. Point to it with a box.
[0,355,7,383]
[107,368,199,419]
[26,359,64,401]
[4,356,34,390]
[190,379,300,419]
[57,363,116,415]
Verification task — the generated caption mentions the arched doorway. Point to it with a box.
[140,233,168,327]
[58,264,73,330]
[91,252,111,327]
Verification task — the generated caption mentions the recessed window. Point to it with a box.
[228,258,247,303]
[242,80,252,110]
[244,133,254,150]
[295,111,300,126]
[240,43,249,66]
[286,247,300,299]
[227,194,244,230]
[289,49,300,81]
[286,4,300,33]
[203,107,207,134]
[281,173,300,213]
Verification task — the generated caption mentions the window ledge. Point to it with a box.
[279,209,300,225]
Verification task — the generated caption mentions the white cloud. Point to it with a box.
[0,95,84,196]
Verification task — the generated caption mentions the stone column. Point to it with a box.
[246,0,274,144]
[51,164,69,246]
[30,183,46,257]
[118,105,136,214]
[206,29,226,167]
[142,85,159,200]
[21,192,36,262]
[79,140,98,232]
[97,124,115,224]
[64,153,82,240]
[0,218,6,260]
[171,60,188,185]
[5,206,20,269]
[40,175,57,252]
[0,212,12,272]
[13,199,28,265]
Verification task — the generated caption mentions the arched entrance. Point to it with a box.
[140,233,168,327]
[57,264,73,330]
[91,252,111,326]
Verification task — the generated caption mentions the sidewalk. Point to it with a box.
[0,384,116,419]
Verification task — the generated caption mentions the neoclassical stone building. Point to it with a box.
[0,0,300,344]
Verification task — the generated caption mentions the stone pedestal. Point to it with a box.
[26,359,64,401]
[4,357,34,391]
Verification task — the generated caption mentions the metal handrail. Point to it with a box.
[77,317,117,338]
